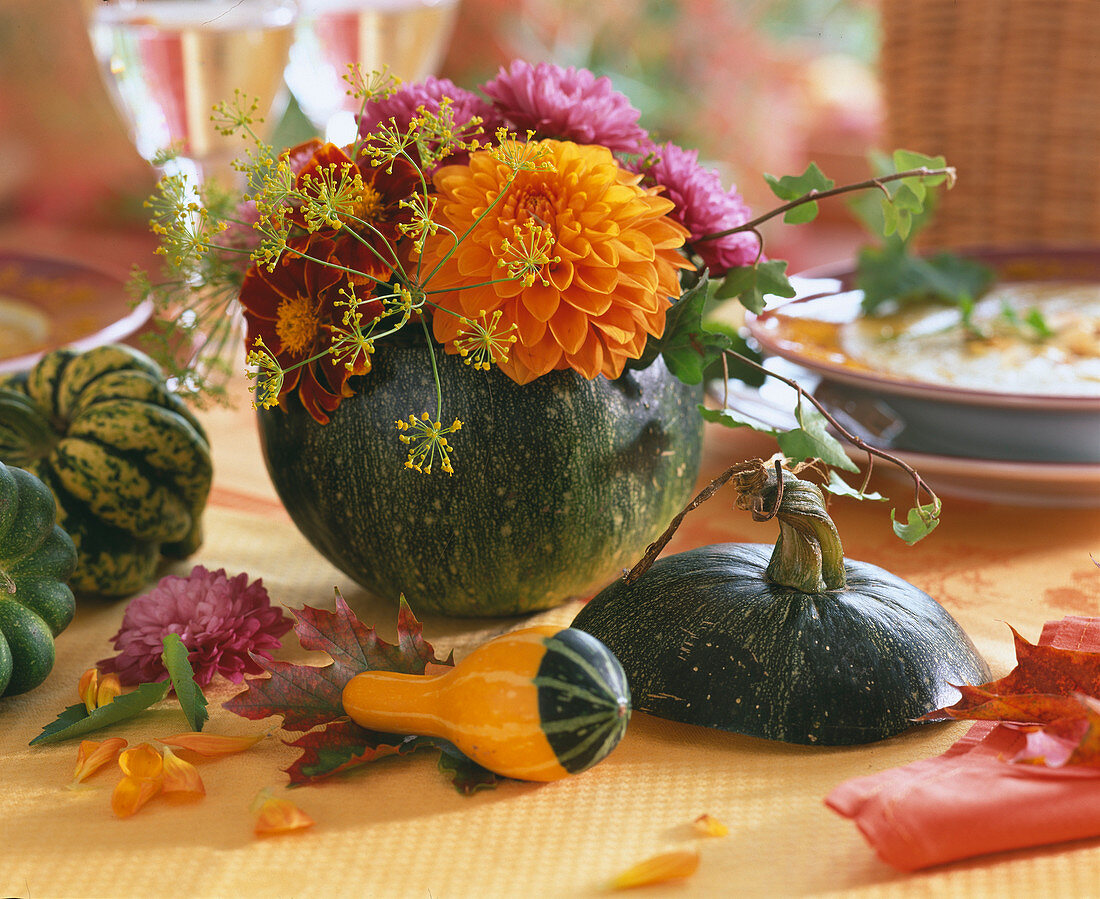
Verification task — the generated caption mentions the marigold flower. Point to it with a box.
[72,738,128,785]
[421,139,691,383]
[98,566,292,688]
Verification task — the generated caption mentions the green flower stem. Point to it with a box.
[419,315,443,421]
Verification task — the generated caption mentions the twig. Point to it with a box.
[695,167,956,244]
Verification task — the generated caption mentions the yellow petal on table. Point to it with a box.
[158,732,264,757]
[96,673,122,708]
[118,743,165,780]
[111,775,163,818]
[609,849,700,890]
[72,737,128,784]
[252,790,314,836]
[78,668,99,714]
[692,813,729,838]
[160,747,205,797]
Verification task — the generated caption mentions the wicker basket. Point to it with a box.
[879,0,1100,250]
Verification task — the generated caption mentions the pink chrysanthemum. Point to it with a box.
[482,60,649,155]
[637,141,762,275]
[98,566,292,687]
[356,76,500,168]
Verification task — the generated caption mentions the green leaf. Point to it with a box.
[891,499,942,544]
[162,633,208,733]
[777,402,859,472]
[1025,307,1055,339]
[715,260,796,314]
[699,322,766,387]
[821,470,887,502]
[435,741,503,794]
[880,150,949,240]
[30,681,171,746]
[699,405,780,435]
[764,163,835,225]
[649,274,732,385]
[856,243,994,315]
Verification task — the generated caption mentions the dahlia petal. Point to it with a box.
[548,301,589,355]
[161,747,205,797]
[521,283,560,323]
[111,775,162,819]
[159,732,264,757]
[72,738,128,784]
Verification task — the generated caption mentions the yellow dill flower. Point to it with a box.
[246,337,285,409]
[454,309,518,371]
[497,221,558,287]
[395,413,463,475]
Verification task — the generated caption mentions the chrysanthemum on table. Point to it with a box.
[140,59,950,477]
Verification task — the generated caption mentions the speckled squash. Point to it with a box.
[572,468,991,745]
[0,460,78,697]
[258,343,703,616]
[0,345,212,597]
[342,626,631,781]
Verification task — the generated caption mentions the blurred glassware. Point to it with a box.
[284,0,460,145]
[85,0,298,190]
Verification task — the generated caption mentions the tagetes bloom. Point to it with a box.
[422,139,691,383]
[72,738,128,785]
[111,743,165,818]
[288,140,418,281]
[240,237,367,424]
[252,789,315,836]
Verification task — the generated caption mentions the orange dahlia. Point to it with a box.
[420,139,691,383]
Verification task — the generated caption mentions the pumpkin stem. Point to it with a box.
[741,465,847,593]
[0,566,15,595]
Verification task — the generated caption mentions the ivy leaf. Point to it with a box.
[435,741,503,794]
[764,163,835,224]
[890,498,941,544]
[641,274,732,384]
[223,592,469,787]
[162,633,208,733]
[30,681,171,746]
[857,243,994,315]
[879,149,950,239]
[714,260,796,314]
[821,470,887,502]
[777,401,859,473]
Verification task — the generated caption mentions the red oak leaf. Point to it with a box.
[223,592,473,788]
[921,626,1100,725]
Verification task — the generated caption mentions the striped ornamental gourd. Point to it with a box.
[341,626,632,781]
[0,344,212,597]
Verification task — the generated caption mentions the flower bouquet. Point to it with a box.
[139,61,950,616]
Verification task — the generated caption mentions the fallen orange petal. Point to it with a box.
[610,849,700,890]
[160,747,205,797]
[253,791,315,836]
[158,732,264,757]
[72,737,128,784]
[118,743,165,781]
[111,775,163,818]
[692,813,729,838]
[96,672,122,708]
[78,668,98,713]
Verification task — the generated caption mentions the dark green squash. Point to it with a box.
[258,343,703,617]
[0,460,78,697]
[0,344,212,597]
[572,464,991,745]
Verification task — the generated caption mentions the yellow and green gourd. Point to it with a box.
[0,344,212,597]
[341,626,632,781]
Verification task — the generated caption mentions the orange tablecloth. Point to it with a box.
[1,266,1099,896]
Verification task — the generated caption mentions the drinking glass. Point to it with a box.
[86,0,298,189]
[284,0,460,145]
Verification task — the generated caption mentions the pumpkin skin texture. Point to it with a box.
[341,626,631,781]
[572,468,991,745]
[258,344,703,616]
[0,345,212,597]
[0,460,78,697]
